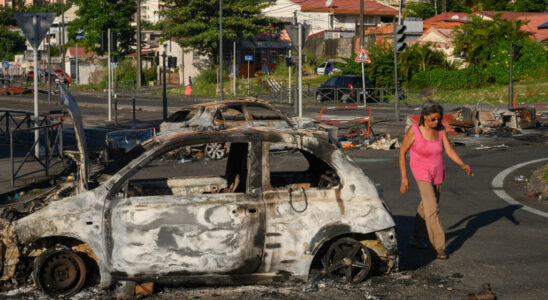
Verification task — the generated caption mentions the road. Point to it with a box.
[0,92,547,299]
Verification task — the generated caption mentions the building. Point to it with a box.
[263,0,398,35]
[140,0,163,24]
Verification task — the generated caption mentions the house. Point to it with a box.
[413,27,462,63]
[263,0,398,35]
[64,47,100,85]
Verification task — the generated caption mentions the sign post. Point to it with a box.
[285,23,311,118]
[245,55,252,95]
[355,46,371,105]
[15,12,56,157]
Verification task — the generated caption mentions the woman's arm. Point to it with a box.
[442,129,473,176]
[399,127,415,194]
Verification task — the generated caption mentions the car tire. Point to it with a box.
[33,245,87,297]
[315,93,323,103]
[322,237,372,284]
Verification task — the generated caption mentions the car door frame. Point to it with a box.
[103,133,266,279]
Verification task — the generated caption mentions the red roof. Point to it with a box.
[127,50,156,57]
[294,0,397,16]
[67,47,97,57]
[424,12,471,23]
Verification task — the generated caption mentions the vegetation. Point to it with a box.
[68,0,136,56]
[0,26,26,60]
[161,0,274,59]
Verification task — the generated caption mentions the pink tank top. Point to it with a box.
[409,123,445,184]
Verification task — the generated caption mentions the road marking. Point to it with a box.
[491,157,548,219]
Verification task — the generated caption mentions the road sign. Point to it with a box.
[285,24,311,50]
[245,55,253,61]
[8,64,13,69]
[355,47,371,63]
[14,12,56,50]
[1,61,8,68]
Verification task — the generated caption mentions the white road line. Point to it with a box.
[491,157,548,219]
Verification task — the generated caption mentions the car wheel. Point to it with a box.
[33,245,87,297]
[205,143,226,160]
[322,237,372,284]
[315,93,323,103]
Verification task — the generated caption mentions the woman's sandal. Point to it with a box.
[436,251,448,260]
[409,238,428,249]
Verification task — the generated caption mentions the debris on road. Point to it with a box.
[468,283,496,300]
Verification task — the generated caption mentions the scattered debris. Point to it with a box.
[468,283,496,300]
[365,134,400,150]
[514,175,527,182]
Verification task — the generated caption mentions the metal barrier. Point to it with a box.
[318,105,373,139]
[10,122,64,187]
[0,110,65,142]
[512,93,548,109]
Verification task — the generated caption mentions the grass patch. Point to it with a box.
[543,166,548,184]
[430,78,548,105]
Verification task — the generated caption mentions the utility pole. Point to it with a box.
[136,0,142,88]
[108,28,112,121]
[394,0,403,119]
[233,40,236,97]
[288,49,291,104]
[76,41,79,85]
[298,23,302,118]
[219,0,223,101]
[162,47,167,121]
[33,15,39,157]
[360,0,364,49]
[508,43,514,110]
[47,35,51,102]
[61,1,65,73]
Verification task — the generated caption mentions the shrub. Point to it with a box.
[409,66,487,90]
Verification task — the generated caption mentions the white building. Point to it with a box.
[141,0,163,24]
[263,0,398,35]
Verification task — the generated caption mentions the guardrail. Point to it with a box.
[10,121,64,187]
[512,93,548,109]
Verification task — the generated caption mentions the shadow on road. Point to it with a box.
[445,205,521,255]
[393,215,436,271]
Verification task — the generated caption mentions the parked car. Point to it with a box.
[315,75,373,103]
[314,62,341,75]
[7,125,398,297]
[25,70,43,81]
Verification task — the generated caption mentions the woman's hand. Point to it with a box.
[400,177,409,194]
[461,164,474,176]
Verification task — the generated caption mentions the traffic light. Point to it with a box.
[285,56,295,66]
[513,44,523,61]
[168,56,177,68]
[395,24,407,53]
[100,31,117,53]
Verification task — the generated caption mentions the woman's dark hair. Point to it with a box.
[419,100,444,126]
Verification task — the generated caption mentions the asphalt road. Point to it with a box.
[1,92,547,299]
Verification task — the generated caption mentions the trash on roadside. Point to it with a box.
[472,144,508,150]
[468,283,496,300]
[301,282,318,292]
[365,134,400,150]
[135,282,154,296]
[514,175,526,182]
[115,280,135,299]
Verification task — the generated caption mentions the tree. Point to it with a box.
[509,0,548,12]
[0,26,26,60]
[68,0,136,55]
[406,2,436,20]
[161,0,274,59]
[0,6,16,26]
[453,15,531,66]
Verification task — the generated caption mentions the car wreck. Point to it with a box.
[0,89,397,297]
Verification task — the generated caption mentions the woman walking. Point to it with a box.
[185,76,193,96]
[399,100,473,259]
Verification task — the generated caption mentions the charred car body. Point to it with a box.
[0,89,397,297]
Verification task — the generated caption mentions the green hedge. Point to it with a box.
[410,66,487,90]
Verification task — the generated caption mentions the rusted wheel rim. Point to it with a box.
[38,251,86,297]
[323,237,372,284]
[205,143,225,159]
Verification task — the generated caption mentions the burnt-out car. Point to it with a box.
[160,99,293,132]
[3,126,397,297]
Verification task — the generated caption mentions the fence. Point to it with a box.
[10,122,64,187]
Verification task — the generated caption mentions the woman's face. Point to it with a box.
[424,112,442,128]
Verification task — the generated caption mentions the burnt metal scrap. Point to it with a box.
[0,126,398,297]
